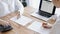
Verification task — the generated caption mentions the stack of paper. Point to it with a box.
[10,15,33,26]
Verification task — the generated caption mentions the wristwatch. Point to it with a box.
[0,25,13,32]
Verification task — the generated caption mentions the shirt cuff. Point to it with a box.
[18,9,24,16]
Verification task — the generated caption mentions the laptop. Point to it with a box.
[31,0,56,21]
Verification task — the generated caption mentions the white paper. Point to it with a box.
[41,1,53,14]
[10,15,33,26]
[27,21,51,34]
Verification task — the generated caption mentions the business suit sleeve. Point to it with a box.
[15,0,24,16]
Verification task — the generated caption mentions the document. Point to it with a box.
[27,21,51,34]
[10,15,33,26]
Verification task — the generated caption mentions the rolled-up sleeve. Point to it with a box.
[15,0,24,16]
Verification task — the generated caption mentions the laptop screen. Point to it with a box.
[40,0,54,14]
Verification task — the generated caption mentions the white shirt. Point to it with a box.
[50,17,60,34]
[55,8,60,17]
[50,8,60,34]
[0,1,10,17]
[0,0,24,17]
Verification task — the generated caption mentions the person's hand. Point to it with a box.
[42,22,52,29]
[0,19,10,26]
[0,32,2,34]
[52,0,60,8]
[16,11,20,19]
[7,11,20,19]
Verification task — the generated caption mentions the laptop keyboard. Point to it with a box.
[38,11,51,18]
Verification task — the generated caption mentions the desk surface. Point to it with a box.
[0,6,54,34]
[0,6,40,34]
[2,19,39,34]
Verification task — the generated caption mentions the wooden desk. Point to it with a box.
[24,6,55,25]
[0,6,40,34]
[2,19,39,34]
[23,6,55,34]
[23,6,45,27]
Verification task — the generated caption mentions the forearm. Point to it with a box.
[0,32,2,34]
[18,6,24,16]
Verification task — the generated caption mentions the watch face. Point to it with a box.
[40,0,54,14]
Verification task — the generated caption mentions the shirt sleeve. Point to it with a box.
[55,8,60,17]
[15,0,24,16]
[0,1,10,17]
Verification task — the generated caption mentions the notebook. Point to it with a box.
[10,15,33,26]
[27,21,51,34]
